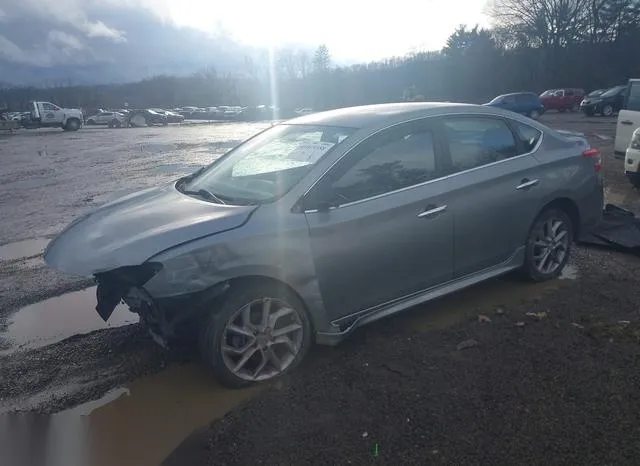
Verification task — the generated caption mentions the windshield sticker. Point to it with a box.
[288,141,335,163]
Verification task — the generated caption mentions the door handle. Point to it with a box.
[621,120,634,125]
[418,204,447,218]
[516,178,539,190]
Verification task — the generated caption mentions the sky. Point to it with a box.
[0,0,491,84]
[163,0,491,61]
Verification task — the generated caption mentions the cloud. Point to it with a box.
[0,35,52,66]
[48,31,85,51]
[83,20,125,41]
[3,0,127,42]
[0,1,254,85]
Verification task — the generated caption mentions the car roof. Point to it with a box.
[285,102,517,129]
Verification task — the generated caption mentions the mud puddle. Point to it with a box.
[0,287,138,354]
[406,269,573,331]
[0,238,50,261]
[2,364,260,466]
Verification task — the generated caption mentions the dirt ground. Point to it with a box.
[1,112,639,465]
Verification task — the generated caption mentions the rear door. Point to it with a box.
[615,80,640,153]
[303,118,454,320]
[434,115,543,277]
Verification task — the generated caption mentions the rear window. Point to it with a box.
[513,121,543,152]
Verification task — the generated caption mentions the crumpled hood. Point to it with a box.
[44,182,257,276]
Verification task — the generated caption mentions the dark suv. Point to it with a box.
[540,88,585,112]
[484,92,545,120]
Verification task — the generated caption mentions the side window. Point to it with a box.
[42,103,56,111]
[626,83,640,111]
[513,120,543,153]
[443,117,519,173]
[327,125,439,204]
[565,89,574,96]
[503,95,516,104]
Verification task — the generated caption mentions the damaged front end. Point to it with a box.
[95,262,229,348]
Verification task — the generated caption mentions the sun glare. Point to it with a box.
[164,0,490,61]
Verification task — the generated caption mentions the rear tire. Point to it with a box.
[558,108,566,113]
[63,118,81,131]
[520,208,573,282]
[529,109,541,120]
[199,281,312,388]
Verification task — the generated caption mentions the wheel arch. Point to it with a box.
[537,197,580,238]
[222,274,317,332]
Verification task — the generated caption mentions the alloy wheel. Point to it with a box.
[221,297,304,382]
[532,217,569,275]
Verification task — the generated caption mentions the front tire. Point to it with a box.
[521,208,573,282]
[199,281,312,388]
[602,104,614,116]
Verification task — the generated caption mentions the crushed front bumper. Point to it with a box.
[95,263,229,347]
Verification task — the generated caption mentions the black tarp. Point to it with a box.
[579,204,640,253]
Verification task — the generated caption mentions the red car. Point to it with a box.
[539,88,585,112]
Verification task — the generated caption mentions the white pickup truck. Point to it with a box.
[23,101,84,131]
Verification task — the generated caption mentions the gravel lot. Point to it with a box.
[1,113,639,466]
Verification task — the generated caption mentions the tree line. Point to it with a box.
[1,0,639,114]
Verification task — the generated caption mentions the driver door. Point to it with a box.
[303,119,454,321]
[41,103,64,123]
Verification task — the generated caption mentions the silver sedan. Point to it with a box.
[45,103,604,387]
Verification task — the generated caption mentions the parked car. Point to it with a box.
[484,92,545,120]
[539,88,585,112]
[580,85,627,116]
[150,108,185,124]
[86,111,127,127]
[127,109,168,127]
[618,79,640,166]
[44,102,604,388]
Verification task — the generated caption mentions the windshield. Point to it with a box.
[588,90,604,97]
[540,90,556,97]
[488,95,505,104]
[601,86,626,98]
[179,124,356,204]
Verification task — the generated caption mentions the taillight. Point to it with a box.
[583,147,602,172]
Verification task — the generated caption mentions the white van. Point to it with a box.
[615,79,640,154]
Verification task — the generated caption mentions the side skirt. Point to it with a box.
[315,247,525,346]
